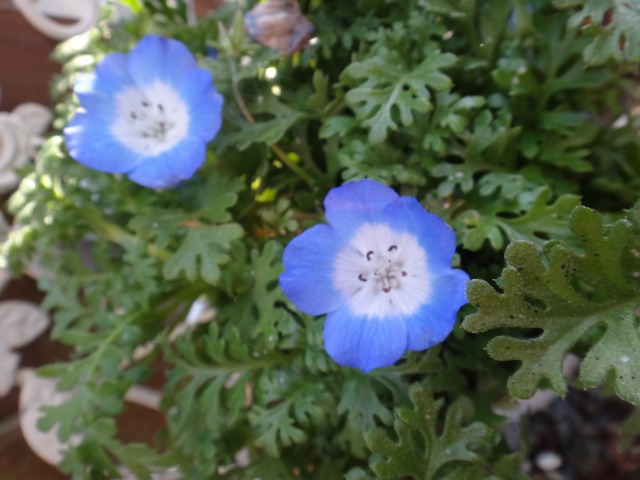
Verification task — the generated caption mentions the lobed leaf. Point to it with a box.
[343,46,455,142]
[554,0,640,65]
[162,223,243,284]
[354,384,494,479]
[464,203,640,403]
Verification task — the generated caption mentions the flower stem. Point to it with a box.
[77,208,171,261]
[228,58,315,186]
[270,144,316,185]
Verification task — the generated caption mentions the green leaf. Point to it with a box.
[554,0,640,65]
[337,374,393,457]
[249,242,287,347]
[319,116,359,139]
[219,98,306,150]
[249,376,332,457]
[458,187,580,251]
[337,139,426,186]
[478,173,525,200]
[163,224,243,284]
[463,204,640,404]
[343,46,456,142]
[197,174,242,223]
[358,384,493,479]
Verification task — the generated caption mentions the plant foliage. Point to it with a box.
[3,0,640,478]
[464,203,640,404]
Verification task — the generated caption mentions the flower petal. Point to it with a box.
[384,197,457,272]
[186,86,224,142]
[404,269,469,351]
[323,306,407,373]
[324,179,398,235]
[279,224,343,315]
[74,53,134,119]
[127,35,198,89]
[126,137,206,189]
[63,113,142,173]
[125,35,223,143]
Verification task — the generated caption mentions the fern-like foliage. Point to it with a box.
[554,0,640,65]
[346,384,526,480]
[463,202,640,404]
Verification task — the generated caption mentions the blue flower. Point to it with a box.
[63,35,223,189]
[280,179,469,373]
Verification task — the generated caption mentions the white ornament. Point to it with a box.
[12,0,101,41]
[0,301,50,396]
[18,369,82,466]
[0,300,50,348]
[0,102,52,193]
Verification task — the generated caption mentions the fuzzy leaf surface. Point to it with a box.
[464,204,640,403]
[554,0,640,65]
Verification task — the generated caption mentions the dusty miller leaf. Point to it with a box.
[463,204,640,404]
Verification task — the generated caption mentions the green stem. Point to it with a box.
[228,57,315,186]
[76,208,171,261]
[86,311,140,379]
[173,353,290,376]
[270,144,315,185]
[464,15,483,58]
[293,124,326,181]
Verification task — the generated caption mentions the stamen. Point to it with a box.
[142,100,150,107]
[130,112,137,120]
[158,104,164,112]
[332,224,430,318]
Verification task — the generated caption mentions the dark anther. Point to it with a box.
[158,104,164,112]
[366,250,374,261]
[130,112,138,119]
[142,100,150,107]
[358,274,367,282]
[401,271,407,277]
[388,245,398,252]
[382,287,391,293]
[142,132,149,138]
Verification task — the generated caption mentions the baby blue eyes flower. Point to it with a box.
[63,35,223,189]
[280,179,470,373]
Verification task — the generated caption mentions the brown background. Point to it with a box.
[0,1,221,478]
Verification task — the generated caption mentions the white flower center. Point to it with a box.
[110,81,190,156]
[333,223,432,319]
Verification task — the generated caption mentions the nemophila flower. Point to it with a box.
[280,179,469,373]
[63,35,223,189]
